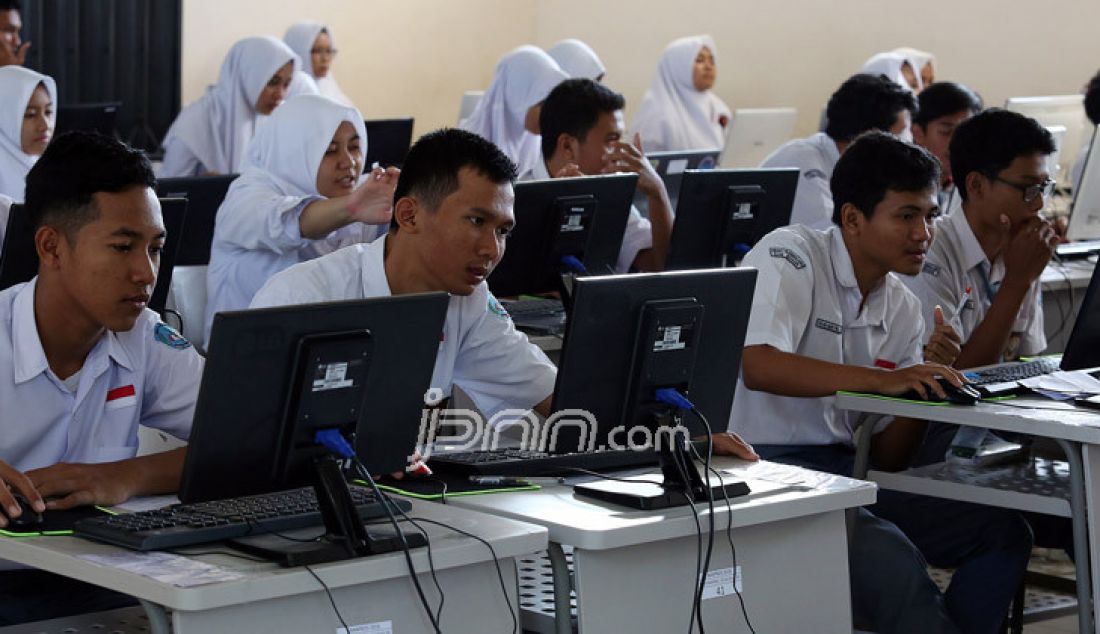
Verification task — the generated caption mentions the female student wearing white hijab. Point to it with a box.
[459,45,568,177]
[161,36,298,178]
[204,94,397,342]
[893,46,936,90]
[628,35,731,153]
[547,39,606,81]
[284,22,353,107]
[861,51,921,93]
[0,65,54,201]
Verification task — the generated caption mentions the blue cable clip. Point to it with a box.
[314,429,355,459]
[560,255,587,274]
[655,388,695,411]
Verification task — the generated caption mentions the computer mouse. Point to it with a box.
[6,495,44,529]
[901,378,980,405]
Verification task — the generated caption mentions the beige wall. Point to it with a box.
[183,0,1100,140]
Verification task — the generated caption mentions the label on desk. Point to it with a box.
[79,551,245,587]
[700,566,742,600]
[337,621,392,634]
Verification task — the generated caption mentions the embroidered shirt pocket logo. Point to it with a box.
[769,247,806,270]
[814,318,842,335]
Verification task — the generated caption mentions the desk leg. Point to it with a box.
[1079,442,1100,634]
[850,413,873,544]
[140,599,171,634]
[547,543,574,634]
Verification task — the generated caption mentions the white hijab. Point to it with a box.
[284,22,354,107]
[862,51,915,93]
[892,47,936,90]
[459,45,568,176]
[162,36,298,175]
[0,66,56,201]
[547,39,606,80]
[629,35,731,152]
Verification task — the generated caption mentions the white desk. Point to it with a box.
[1041,257,1096,353]
[837,393,1100,634]
[444,458,876,633]
[0,500,547,634]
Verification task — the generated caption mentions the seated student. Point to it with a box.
[1071,68,1100,190]
[911,81,983,214]
[547,39,606,81]
[862,50,921,93]
[0,131,203,625]
[628,34,730,153]
[0,65,54,201]
[0,0,28,68]
[893,46,937,90]
[730,132,1032,634]
[762,73,916,230]
[905,109,1057,372]
[283,21,353,107]
[160,36,298,178]
[532,78,672,273]
[459,46,568,179]
[204,94,397,343]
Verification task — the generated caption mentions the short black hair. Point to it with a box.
[825,73,918,143]
[390,128,517,230]
[830,131,940,225]
[24,131,156,240]
[913,82,983,128]
[539,78,625,160]
[1085,69,1100,126]
[948,109,1055,202]
[0,1,22,12]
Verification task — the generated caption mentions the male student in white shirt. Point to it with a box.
[527,78,673,272]
[911,81,983,215]
[762,73,916,230]
[0,0,28,67]
[730,132,1032,634]
[1071,69,1100,190]
[0,131,204,625]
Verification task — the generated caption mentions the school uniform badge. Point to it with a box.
[487,293,510,319]
[154,322,192,350]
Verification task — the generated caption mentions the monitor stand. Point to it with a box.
[229,456,425,567]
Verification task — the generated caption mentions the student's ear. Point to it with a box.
[556,133,577,162]
[839,203,865,235]
[911,124,926,146]
[34,225,65,270]
[392,196,421,233]
[963,171,985,202]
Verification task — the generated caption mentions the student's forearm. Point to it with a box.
[870,416,927,471]
[741,345,884,397]
[298,197,353,239]
[633,191,674,272]
[117,447,188,498]
[954,282,1030,368]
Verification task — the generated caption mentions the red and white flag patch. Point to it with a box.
[105,384,137,410]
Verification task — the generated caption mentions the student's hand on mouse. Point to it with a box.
[1003,215,1056,285]
[872,362,967,400]
[923,305,961,366]
[0,461,44,527]
[25,462,136,510]
[603,134,664,199]
[554,162,584,178]
[704,432,759,461]
[346,166,400,225]
[0,39,31,67]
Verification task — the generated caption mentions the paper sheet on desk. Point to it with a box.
[79,551,245,587]
[1019,370,1100,396]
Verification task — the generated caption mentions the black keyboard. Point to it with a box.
[429,447,657,476]
[74,485,409,551]
[501,299,567,335]
[502,298,564,317]
[1056,239,1100,259]
[965,357,1061,387]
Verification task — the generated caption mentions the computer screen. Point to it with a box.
[55,102,122,138]
[666,168,800,270]
[1061,264,1100,371]
[179,293,449,503]
[364,118,414,168]
[549,267,757,456]
[720,107,798,169]
[155,174,238,266]
[0,198,186,315]
[641,149,721,210]
[488,173,638,298]
[1069,124,1100,242]
[1005,95,1089,189]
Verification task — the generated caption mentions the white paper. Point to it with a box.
[112,495,179,513]
[699,566,742,600]
[79,551,245,587]
[666,158,689,175]
[1020,370,1100,395]
[337,621,393,634]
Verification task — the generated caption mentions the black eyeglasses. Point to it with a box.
[991,176,1055,203]
[310,48,338,58]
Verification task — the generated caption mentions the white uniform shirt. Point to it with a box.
[0,279,203,472]
[250,236,558,418]
[902,208,1046,358]
[522,159,652,273]
[760,132,840,231]
[729,225,926,447]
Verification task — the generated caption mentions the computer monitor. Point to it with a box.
[551,268,757,508]
[665,168,800,270]
[364,118,414,168]
[457,90,484,124]
[56,102,123,137]
[0,198,186,315]
[719,107,798,169]
[155,174,238,266]
[488,173,638,298]
[1068,124,1100,242]
[642,149,721,210]
[1005,95,1089,189]
[1061,264,1100,371]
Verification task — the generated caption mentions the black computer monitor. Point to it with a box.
[639,149,721,210]
[155,174,238,266]
[1062,265,1100,371]
[488,173,638,298]
[551,267,757,509]
[364,118,414,168]
[0,198,186,316]
[665,168,799,270]
[56,102,122,137]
